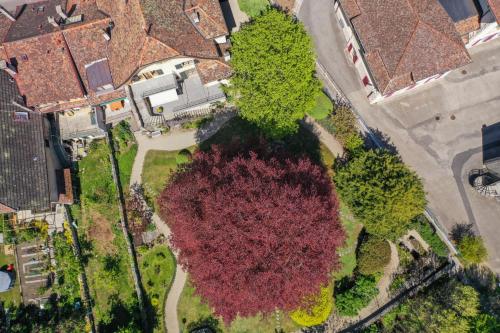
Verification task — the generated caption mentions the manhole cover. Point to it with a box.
[450,115,456,120]
[435,116,441,121]
[461,69,467,75]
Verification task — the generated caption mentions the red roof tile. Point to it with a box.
[195,59,232,85]
[342,0,471,94]
[3,32,85,106]
[489,0,500,23]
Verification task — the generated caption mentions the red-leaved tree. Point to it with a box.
[158,146,344,322]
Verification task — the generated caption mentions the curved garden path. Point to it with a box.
[130,112,235,333]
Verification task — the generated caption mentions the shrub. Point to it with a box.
[357,237,391,275]
[410,215,449,258]
[331,106,359,145]
[458,235,487,265]
[158,144,345,322]
[335,275,379,316]
[334,149,426,240]
[176,149,192,164]
[290,285,334,327]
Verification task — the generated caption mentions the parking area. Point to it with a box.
[16,240,52,306]
[299,0,500,273]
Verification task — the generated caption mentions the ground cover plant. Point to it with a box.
[229,8,321,138]
[409,215,449,258]
[139,245,176,333]
[290,285,334,327]
[356,236,391,275]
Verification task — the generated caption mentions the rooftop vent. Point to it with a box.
[102,30,111,41]
[55,5,68,19]
[48,16,59,27]
[65,14,83,24]
[191,11,200,23]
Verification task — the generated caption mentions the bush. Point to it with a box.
[410,215,449,258]
[458,235,487,265]
[335,275,379,316]
[176,149,192,165]
[330,106,359,145]
[290,285,333,327]
[357,237,391,275]
[308,92,333,120]
[334,149,426,240]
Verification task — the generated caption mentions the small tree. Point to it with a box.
[357,237,391,275]
[334,149,426,240]
[457,235,487,266]
[228,9,321,138]
[290,285,333,327]
[158,146,345,322]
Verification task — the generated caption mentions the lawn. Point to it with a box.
[139,245,176,333]
[178,279,301,333]
[0,246,21,306]
[308,92,334,120]
[142,147,195,211]
[75,123,141,330]
[238,0,269,17]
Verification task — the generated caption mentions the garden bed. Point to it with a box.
[73,122,141,330]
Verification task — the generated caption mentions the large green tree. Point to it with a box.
[334,149,426,240]
[228,8,321,138]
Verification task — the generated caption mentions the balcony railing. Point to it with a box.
[172,93,226,112]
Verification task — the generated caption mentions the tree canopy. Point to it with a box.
[457,235,488,266]
[334,149,426,240]
[228,8,321,138]
[158,146,344,322]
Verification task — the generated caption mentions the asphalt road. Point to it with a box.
[299,0,500,273]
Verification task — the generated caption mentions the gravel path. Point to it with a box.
[130,112,234,333]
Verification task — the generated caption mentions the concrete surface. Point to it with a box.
[299,0,500,273]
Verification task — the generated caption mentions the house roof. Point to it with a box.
[340,0,471,95]
[3,31,86,107]
[489,0,500,23]
[195,59,232,85]
[0,0,230,110]
[0,71,50,212]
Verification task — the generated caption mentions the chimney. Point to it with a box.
[0,5,16,21]
[55,5,68,20]
[0,60,17,77]
[102,30,111,41]
[48,16,59,27]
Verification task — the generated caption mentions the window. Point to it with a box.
[362,76,370,86]
[13,112,29,122]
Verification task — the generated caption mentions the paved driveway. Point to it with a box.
[299,0,500,273]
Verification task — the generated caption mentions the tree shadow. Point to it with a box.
[365,127,399,154]
[187,315,223,333]
[449,223,474,243]
[197,115,324,168]
[97,295,142,333]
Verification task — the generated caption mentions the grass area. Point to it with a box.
[335,203,363,279]
[238,0,269,17]
[142,148,195,211]
[0,246,21,306]
[75,122,142,330]
[139,245,176,333]
[178,279,301,333]
[308,92,334,120]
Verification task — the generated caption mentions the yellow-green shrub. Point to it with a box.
[290,285,333,327]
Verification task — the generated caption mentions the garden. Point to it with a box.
[71,120,142,331]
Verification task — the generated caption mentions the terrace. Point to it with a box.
[131,69,225,130]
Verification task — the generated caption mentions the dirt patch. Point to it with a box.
[87,212,116,254]
[275,0,295,12]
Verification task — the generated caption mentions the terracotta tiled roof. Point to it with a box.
[489,0,500,23]
[140,0,227,59]
[185,0,228,39]
[139,37,180,68]
[1,0,230,110]
[340,0,471,95]
[3,32,85,106]
[195,59,232,85]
